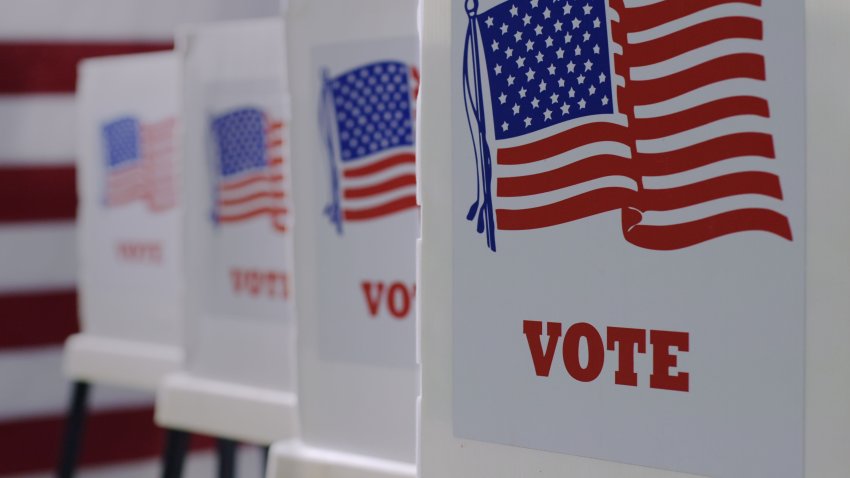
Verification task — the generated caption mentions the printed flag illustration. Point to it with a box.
[210,107,288,233]
[102,116,177,212]
[462,0,793,252]
[320,61,419,234]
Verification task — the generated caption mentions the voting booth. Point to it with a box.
[61,51,182,476]
[154,17,297,461]
[418,0,850,477]
[267,1,419,476]
[70,51,183,390]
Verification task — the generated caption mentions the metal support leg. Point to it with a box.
[217,438,238,478]
[161,429,190,478]
[260,445,270,478]
[57,381,90,478]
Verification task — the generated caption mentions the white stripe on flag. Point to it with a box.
[0,346,152,421]
[0,222,76,293]
[625,2,760,43]
[0,95,76,164]
[0,0,280,40]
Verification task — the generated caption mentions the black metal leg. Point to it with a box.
[57,381,90,478]
[161,429,190,478]
[260,445,270,478]
[217,438,238,478]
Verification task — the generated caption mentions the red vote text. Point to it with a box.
[230,268,290,300]
[361,281,416,320]
[116,241,162,264]
[523,320,690,392]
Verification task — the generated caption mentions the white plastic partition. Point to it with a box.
[155,18,298,445]
[418,0,850,477]
[67,52,183,391]
[267,1,419,476]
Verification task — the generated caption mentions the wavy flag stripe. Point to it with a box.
[620,0,762,33]
[638,132,775,176]
[343,152,416,178]
[631,96,770,140]
[626,53,767,106]
[343,195,419,222]
[462,0,792,251]
[626,17,763,67]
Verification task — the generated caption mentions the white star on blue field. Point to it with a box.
[477,0,613,140]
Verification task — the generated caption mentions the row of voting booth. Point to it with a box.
[69,1,418,477]
[62,0,850,477]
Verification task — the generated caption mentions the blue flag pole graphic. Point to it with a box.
[463,0,497,252]
[320,68,344,235]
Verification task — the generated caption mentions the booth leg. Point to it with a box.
[57,381,90,478]
[217,438,238,478]
[161,429,190,478]
[260,445,270,477]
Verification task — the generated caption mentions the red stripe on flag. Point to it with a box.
[638,133,776,176]
[496,187,634,230]
[634,172,784,212]
[0,290,79,350]
[219,173,284,191]
[0,406,214,475]
[0,164,77,223]
[497,155,635,197]
[627,17,763,67]
[498,122,630,165]
[625,208,792,250]
[343,153,416,179]
[615,0,762,33]
[627,53,766,107]
[218,207,288,223]
[631,96,770,140]
[0,42,173,94]
[343,195,418,221]
[343,173,417,200]
[219,190,286,206]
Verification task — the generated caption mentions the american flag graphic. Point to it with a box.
[102,116,176,212]
[210,107,287,233]
[321,61,418,235]
[462,0,793,252]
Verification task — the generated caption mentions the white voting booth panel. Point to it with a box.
[68,51,183,391]
[268,1,418,477]
[155,17,298,444]
[419,0,850,477]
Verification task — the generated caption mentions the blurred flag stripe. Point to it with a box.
[0,290,78,349]
[0,347,154,420]
[0,165,76,222]
[0,222,77,292]
[0,42,172,94]
[0,96,76,163]
[0,406,215,475]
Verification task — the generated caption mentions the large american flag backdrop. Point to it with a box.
[102,116,177,212]
[462,0,792,252]
[211,107,288,233]
[0,0,278,475]
[321,61,418,235]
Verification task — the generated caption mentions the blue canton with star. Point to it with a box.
[102,117,140,168]
[478,0,614,140]
[211,108,268,177]
[330,61,414,162]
